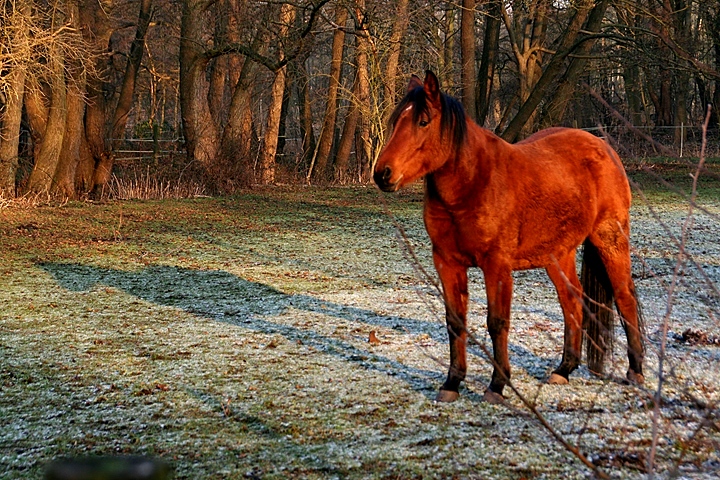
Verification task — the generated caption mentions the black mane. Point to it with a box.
[388,86,468,151]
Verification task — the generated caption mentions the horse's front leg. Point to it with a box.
[433,251,469,403]
[483,263,514,404]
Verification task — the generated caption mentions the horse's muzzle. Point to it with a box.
[374,166,399,192]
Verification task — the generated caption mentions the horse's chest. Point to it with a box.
[424,209,497,266]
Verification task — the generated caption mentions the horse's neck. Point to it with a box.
[427,122,508,207]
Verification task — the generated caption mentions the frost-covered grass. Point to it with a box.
[1,182,719,479]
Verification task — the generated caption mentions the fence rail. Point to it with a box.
[109,124,719,167]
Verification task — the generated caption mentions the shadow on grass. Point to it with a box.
[39,262,451,397]
[39,262,557,399]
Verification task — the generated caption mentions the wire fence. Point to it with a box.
[108,124,718,189]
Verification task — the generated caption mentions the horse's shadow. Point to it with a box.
[39,262,555,400]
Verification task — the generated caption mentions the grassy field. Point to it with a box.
[1,162,719,478]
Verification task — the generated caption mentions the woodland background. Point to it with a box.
[1,0,719,199]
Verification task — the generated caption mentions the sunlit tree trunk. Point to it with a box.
[383,0,409,121]
[258,3,296,184]
[311,5,347,182]
[53,66,86,199]
[218,10,268,189]
[0,68,26,197]
[179,0,219,171]
[209,0,242,130]
[476,0,501,126]
[502,0,595,141]
[0,0,31,197]
[460,0,477,119]
[25,43,67,195]
[335,1,371,182]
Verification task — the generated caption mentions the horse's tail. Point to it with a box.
[581,240,615,374]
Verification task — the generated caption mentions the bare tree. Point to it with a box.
[311,5,348,182]
[335,10,371,181]
[476,0,501,127]
[258,2,296,184]
[0,0,31,197]
[460,0,477,119]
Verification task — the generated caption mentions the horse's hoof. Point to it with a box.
[547,373,569,385]
[627,371,645,384]
[483,390,504,405]
[435,389,459,403]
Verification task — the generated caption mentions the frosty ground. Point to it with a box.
[1,182,719,479]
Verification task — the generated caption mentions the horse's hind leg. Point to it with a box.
[546,250,584,384]
[589,223,644,383]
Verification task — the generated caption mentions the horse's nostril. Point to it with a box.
[374,166,393,187]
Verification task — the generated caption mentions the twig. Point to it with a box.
[378,189,611,479]
[647,105,713,475]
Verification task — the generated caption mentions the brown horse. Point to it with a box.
[374,71,644,403]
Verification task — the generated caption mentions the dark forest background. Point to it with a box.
[1,0,719,199]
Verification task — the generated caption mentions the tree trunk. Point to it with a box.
[53,67,87,199]
[334,1,371,182]
[218,23,268,190]
[208,0,242,130]
[383,0,410,120]
[258,3,296,184]
[0,67,26,197]
[111,0,153,143]
[476,0,501,126]
[294,61,316,169]
[460,0,477,119]
[311,5,348,182]
[26,44,67,195]
[335,73,360,183]
[539,0,610,128]
[671,0,691,145]
[501,0,595,142]
[438,3,455,90]
[179,0,219,171]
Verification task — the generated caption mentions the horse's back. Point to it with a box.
[501,127,632,265]
[514,127,631,210]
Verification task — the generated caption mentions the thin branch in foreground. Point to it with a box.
[377,189,611,480]
[648,106,713,475]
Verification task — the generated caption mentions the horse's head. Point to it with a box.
[374,70,466,192]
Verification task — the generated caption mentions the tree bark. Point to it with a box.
[294,61,316,169]
[383,0,410,121]
[258,3,296,184]
[0,0,31,197]
[218,19,268,190]
[501,0,595,142]
[476,0,501,126]
[539,0,610,128]
[0,67,26,197]
[334,0,371,182]
[111,0,153,143]
[460,0,477,119]
[179,0,219,171]
[53,66,87,199]
[311,5,348,182]
[25,42,67,195]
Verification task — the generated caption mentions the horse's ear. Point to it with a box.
[423,70,441,107]
[407,75,423,93]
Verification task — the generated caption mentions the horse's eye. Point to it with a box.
[419,120,429,127]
